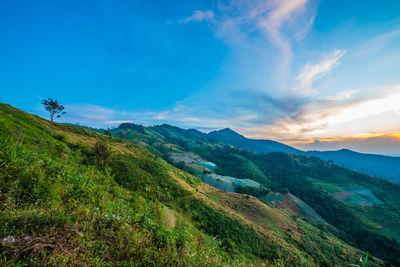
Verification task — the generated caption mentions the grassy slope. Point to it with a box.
[0,104,381,266]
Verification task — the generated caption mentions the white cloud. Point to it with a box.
[293,50,346,95]
[328,90,359,101]
[54,104,111,127]
[180,10,215,23]
[258,0,309,66]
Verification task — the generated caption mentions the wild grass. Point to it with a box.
[0,103,384,266]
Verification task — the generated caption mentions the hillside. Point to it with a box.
[110,122,400,266]
[0,103,379,266]
[208,128,400,184]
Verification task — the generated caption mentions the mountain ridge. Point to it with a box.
[208,128,302,154]
[208,127,400,183]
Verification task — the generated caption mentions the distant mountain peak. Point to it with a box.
[210,127,243,137]
[220,127,234,132]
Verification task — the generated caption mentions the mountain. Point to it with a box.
[109,122,400,266]
[1,103,381,266]
[209,128,400,184]
[208,128,302,154]
[307,149,400,183]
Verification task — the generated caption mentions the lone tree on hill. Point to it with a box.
[42,98,66,135]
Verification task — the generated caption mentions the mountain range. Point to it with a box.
[208,128,400,184]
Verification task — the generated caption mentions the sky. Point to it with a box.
[1,0,400,155]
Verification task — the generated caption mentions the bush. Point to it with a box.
[93,141,110,170]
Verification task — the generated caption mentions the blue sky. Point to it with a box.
[1,0,400,154]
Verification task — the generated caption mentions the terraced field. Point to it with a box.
[264,193,328,224]
[201,173,262,192]
[339,186,383,206]
[308,178,384,206]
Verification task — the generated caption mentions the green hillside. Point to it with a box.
[109,122,400,266]
[0,104,383,266]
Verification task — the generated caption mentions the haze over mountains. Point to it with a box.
[294,135,400,157]
[208,128,400,184]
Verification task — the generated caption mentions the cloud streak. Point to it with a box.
[180,10,215,23]
[293,50,346,95]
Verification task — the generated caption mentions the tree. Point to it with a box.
[42,98,66,135]
[281,188,289,194]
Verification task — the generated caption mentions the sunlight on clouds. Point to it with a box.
[328,87,400,125]
[280,84,400,139]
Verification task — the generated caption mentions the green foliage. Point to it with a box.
[109,153,190,202]
[280,188,289,194]
[182,198,274,259]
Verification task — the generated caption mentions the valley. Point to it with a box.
[109,122,400,265]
